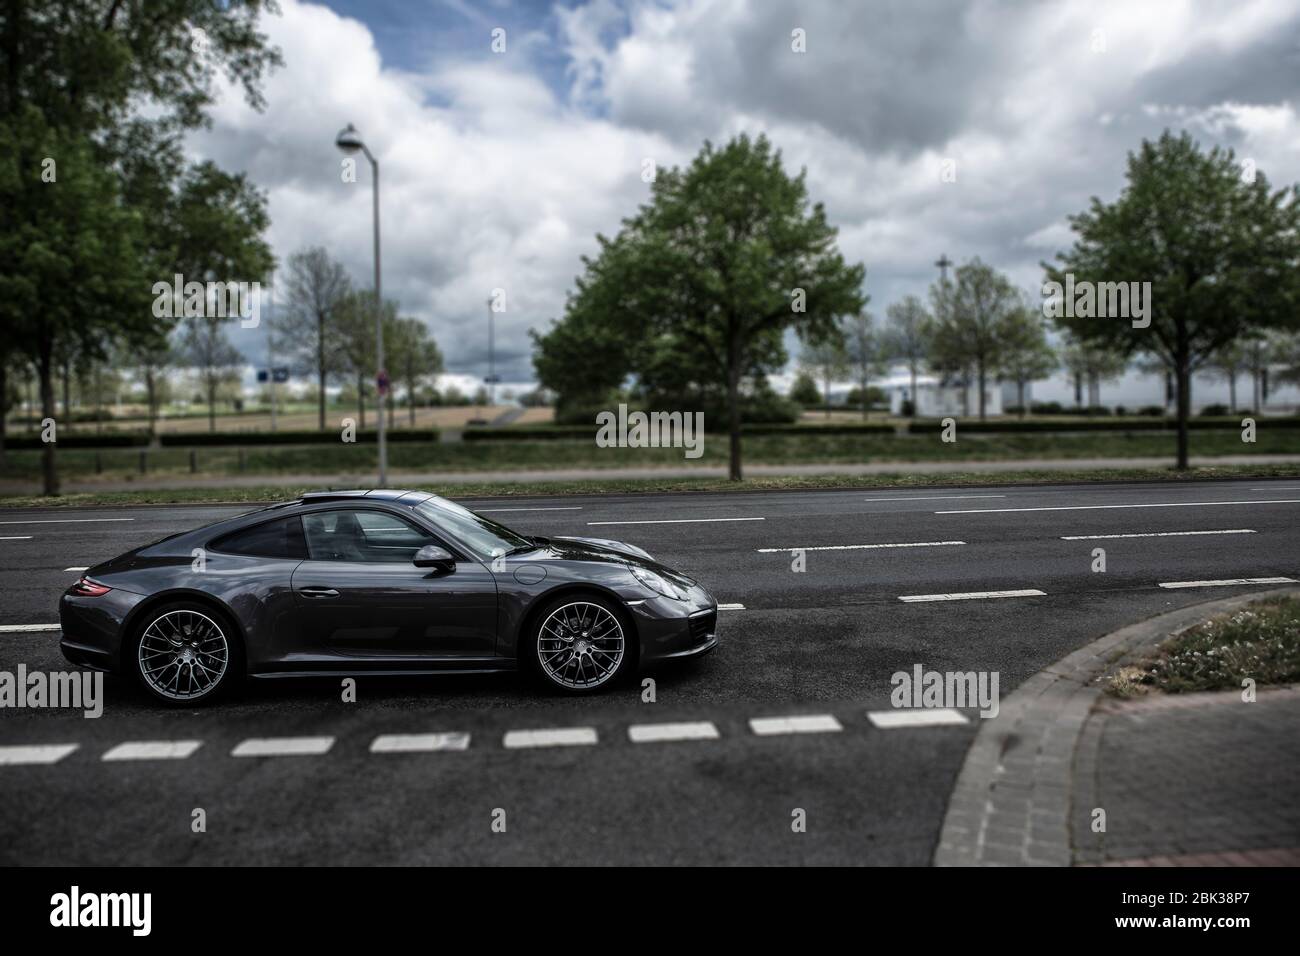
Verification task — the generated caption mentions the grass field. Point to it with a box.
[6,403,554,435]
[0,428,1296,483]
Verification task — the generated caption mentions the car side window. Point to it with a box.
[301,509,439,563]
[211,516,308,560]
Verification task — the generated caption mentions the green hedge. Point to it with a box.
[462,426,593,441]
[2,432,148,449]
[742,422,896,436]
[906,417,1300,434]
[465,421,898,440]
[158,428,440,447]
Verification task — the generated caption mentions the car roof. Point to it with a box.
[297,489,434,506]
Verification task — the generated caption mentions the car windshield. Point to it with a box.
[414,497,532,561]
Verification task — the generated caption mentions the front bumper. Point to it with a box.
[626,588,720,666]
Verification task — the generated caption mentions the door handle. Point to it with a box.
[299,587,340,598]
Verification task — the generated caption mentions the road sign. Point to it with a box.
[256,369,269,383]
[272,367,290,383]
[484,374,501,384]
[377,370,391,395]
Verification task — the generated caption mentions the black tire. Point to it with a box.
[129,601,242,707]
[528,592,633,694]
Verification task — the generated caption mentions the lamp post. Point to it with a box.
[336,122,387,487]
[485,296,499,410]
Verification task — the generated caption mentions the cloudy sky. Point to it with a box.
[196,0,1300,404]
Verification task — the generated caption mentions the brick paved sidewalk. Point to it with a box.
[1072,687,1300,866]
[934,588,1300,866]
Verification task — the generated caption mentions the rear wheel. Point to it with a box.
[131,603,239,706]
[531,594,631,693]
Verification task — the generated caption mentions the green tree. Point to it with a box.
[788,371,821,408]
[1046,131,1300,467]
[533,134,865,478]
[0,120,148,489]
[0,1,280,492]
[998,300,1058,416]
[388,317,444,427]
[883,295,932,416]
[336,290,404,430]
[930,258,1020,420]
[134,335,176,439]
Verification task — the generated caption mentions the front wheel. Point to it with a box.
[131,603,239,706]
[531,594,632,693]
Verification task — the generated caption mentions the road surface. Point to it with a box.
[1,477,1297,864]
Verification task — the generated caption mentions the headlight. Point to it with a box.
[630,566,689,601]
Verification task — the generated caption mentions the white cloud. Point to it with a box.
[190,0,1300,409]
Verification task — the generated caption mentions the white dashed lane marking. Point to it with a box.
[717,603,745,610]
[937,499,1300,515]
[64,567,89,572]
[757,540,964,553]
[0,744,79,765]
[749,715,843,736]
[502,727,598,749]
[868,709,969,728]
[370,733,470,753]
[475,507,582,513]
[0,518,134,525]
[898,589,1046,603]
[1060,529,1256,540]
[231,736,335,757]
[586,517,765,526]
[1158,577,1296,589]
[102,741,202,761]
[1,707,978,769]
[862,495,1006,501]
[628,721,719,743]
[0,536,33,541]
[0,624,61,633]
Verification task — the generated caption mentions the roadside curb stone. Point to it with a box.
[933,586,1300,866]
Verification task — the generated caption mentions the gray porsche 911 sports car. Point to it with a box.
[59,489,719,705]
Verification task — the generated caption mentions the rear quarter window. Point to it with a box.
[211,516,308,559]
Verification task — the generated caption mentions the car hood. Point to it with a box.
[536,536,702,594]
[546,535,655,564]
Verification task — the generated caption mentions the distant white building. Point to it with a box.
[879,372,1003,417]
[771,368,1002,417]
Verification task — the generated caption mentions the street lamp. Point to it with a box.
[336,122,387,487]
[485,296,500,409]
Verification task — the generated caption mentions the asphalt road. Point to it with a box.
[2,477,1298,865]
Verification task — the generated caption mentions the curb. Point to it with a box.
[932,586,1300,866]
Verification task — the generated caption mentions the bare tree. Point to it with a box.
[1063,335,1128,409]
[843,311,887,420]
[1205,342,1249,412]
[182,317,243,432]
[283,247,350,430]
[884,295,932,416]
[800,336,849,418]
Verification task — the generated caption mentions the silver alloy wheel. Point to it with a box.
[137,609,230,701]
[537,601,625,689]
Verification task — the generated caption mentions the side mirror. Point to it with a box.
[413,544,456,571]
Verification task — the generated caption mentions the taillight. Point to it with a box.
[71,577,112,597]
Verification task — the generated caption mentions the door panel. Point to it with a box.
[290,508,499,663]
[290,560,499,661]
